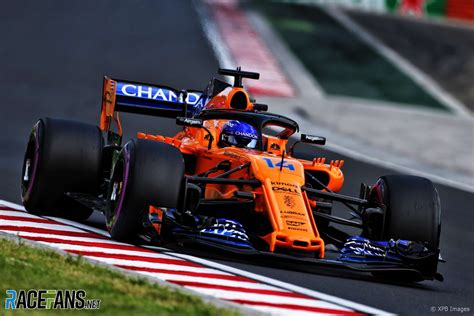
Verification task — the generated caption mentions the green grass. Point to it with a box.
[0,237,241,316]
[255,1,448,111]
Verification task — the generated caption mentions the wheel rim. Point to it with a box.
[106,148,130,231]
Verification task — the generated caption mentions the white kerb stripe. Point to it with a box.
[0,210,43,219]
[0,200,26,210]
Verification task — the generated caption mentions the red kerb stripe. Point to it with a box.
[65,250,202,267]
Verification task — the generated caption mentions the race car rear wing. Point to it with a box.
[100,77,204,136]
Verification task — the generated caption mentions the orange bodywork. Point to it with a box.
[100,77,122,136]
[103,78,344,258]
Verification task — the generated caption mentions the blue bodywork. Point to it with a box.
[165,209,254,250]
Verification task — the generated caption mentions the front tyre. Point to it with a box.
[369,175,441,282]
[105,139,184,242]
[370,175,441,249]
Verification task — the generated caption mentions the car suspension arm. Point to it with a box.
[303,186,369,206]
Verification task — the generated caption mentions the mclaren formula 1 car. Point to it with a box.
[21,68,443,282]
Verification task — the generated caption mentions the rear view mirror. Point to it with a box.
[288,134,326,156]
[176,117,203,127]
[301,134,326,145]
[176,117,214,150]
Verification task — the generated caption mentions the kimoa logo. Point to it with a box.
[271,182,298,187]
[117,82,203,106]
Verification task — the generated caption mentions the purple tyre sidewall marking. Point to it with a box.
[24,122,41,200]
[109,145,130,230]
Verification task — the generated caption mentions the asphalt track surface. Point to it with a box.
[0,1,472,315]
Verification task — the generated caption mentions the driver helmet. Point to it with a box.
[218,120,258,149]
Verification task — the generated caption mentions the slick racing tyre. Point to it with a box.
[370,175,441,249]
[21,118,103,220]
[105,138,185,242]
[369,175,441,282]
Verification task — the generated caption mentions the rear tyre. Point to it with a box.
[105,139,184,242]
[369,175,441,282]
[21,118,103,220]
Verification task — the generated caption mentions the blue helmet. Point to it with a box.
[219,120,258,149]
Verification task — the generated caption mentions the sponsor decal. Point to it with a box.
[287,227,308,232]
[116,82,203,106]
[282,215,306,219]
[285,220,305,227]
[283,195,296,208]
[234,131,258,139]
[177,117,203,127]
[281,210,305,216]
[302,134,326,144]
[272,186,299,195]
[263,158,295,171]
[5,289,100,310]
[271,181,298,188]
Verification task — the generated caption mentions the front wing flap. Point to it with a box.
[167,232,443,282]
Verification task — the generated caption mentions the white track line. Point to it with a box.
[0,201,25,210]
[245,305,335,316]
[324,139,474,193]
[0,210,45,218]
[0,219,87,232]
[323,6,470,116]
[46,216,110,236]
[193,0,234,80]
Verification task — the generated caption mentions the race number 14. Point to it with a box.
[263,158,295,171]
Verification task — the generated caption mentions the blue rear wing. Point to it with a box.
[100,77,207,135]
[102,77,205,118]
